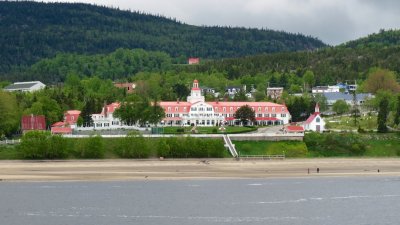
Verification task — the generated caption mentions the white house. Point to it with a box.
[3,81,45,92]
[312,85,340,93]
[303,103,326,133]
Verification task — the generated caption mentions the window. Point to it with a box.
[258,107,261,112]
[191,107,197,111]
[215,107,218,112]
[316,117,320,123]
[265,107,268,112]
[175,107,178,112]
[184,107,187,112]
[168,107,171,112]
[258,114,262,117]
[207,107,212,111]
[265,114,270,117]
[281,107,285,112]
[281,114,286,117]
[230,107,233,112]
[223,107,226,112]
[271,114,277,117]
[104,123,110,127]
[272,107,276,112]
[174,114,179,117]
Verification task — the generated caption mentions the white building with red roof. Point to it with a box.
[91,102,121,129]
[51,110,81,134]
[160,80,291,126]
[84,80,291,129]
[302,103,325,133]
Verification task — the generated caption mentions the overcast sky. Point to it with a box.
[36,0,400,45]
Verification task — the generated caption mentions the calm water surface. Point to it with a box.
[1,176,400,225]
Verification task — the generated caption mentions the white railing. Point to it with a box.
[239,155,285,160]
[223,134,238,158]
[0,139,21,145]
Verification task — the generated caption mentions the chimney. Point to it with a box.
[103,101,108,117]
[177,98,180,104]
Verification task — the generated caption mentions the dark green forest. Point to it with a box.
[184,45,400,85]
[0,1,325,77]
[343,29,400,49]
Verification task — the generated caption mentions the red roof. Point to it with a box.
[51,127,72,134]
[304,112,319,124]
[286,125,304,132]
[21,115,46,131]
[66,110,81,115]
[93,102,121,116]
[52,121,65,127]
[64,110,81,124]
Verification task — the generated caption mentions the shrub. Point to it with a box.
[19,131,68,159]
[176,128,185,133]
[75,135,105,159]
[115,134,149,158]
[304,132,366,156]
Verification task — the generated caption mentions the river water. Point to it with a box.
[1,176,400,225]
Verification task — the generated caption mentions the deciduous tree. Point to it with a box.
[234,105,255,125]
[332,100,350,117]
[364,68,400,94]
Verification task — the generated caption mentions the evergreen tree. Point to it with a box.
[377,97,389,133]
[395,95,400,126]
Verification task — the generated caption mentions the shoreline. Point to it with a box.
[1,158,400,182]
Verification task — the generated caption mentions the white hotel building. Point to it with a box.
[90,80,291,129]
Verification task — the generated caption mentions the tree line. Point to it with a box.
[0,1,325,78]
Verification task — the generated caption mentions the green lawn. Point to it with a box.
[162,126,257,134]
[233,141,308,158]
[364,140,400,157]
[325,115,377,131]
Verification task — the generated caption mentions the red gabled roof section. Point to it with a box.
[51,127,72,134]
[52,121,65,127]
[286,125,304,132]
[304,112,319,124]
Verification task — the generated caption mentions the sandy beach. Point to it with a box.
[0,158,399,182]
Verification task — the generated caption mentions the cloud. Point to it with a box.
[34,0,400,45]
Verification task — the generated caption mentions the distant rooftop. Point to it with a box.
[3,81,45,92]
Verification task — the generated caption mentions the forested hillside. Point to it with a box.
[343,29,400,49]
[184,45,400,85]
[0,1,325,76]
